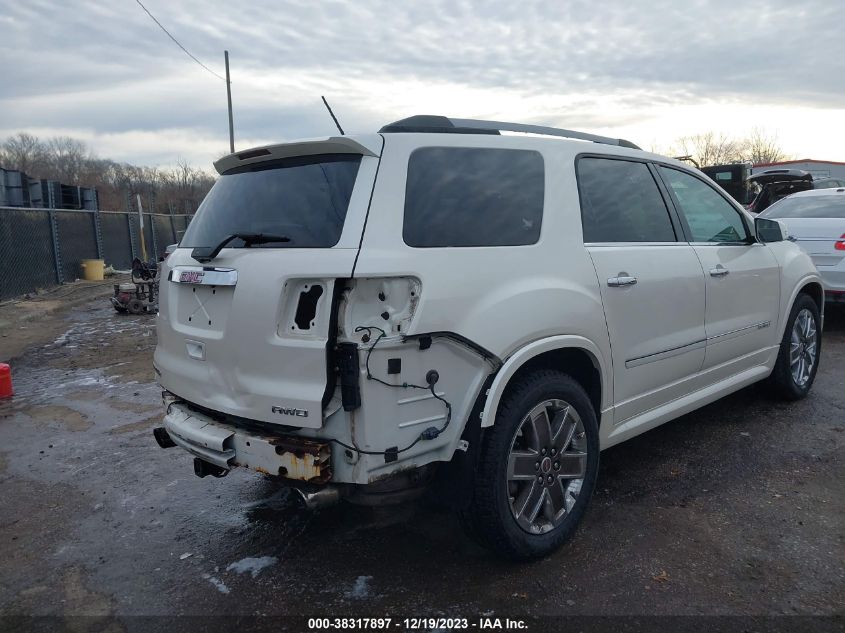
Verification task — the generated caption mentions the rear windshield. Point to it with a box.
[181,154,361,249]
[761,195,845,219]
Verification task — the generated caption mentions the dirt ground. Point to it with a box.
[0,297,842,630]
[0,278,128,362]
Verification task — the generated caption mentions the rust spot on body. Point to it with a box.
[268,435,331,483]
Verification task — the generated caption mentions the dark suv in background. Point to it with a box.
[746,169,814,214]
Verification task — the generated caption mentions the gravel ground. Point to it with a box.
[0,299,842,628]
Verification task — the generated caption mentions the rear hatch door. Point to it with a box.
[155,136,382,428]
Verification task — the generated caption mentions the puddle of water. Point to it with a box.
[345,576,374,600]
[1,366,114,409]
[225,556,278,578]
[202,574,230,594]
[1,306,159,411]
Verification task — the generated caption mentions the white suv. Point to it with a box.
[153,116,823,560]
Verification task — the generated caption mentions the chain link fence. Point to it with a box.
[0,206,193,301]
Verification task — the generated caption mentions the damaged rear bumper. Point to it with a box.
[162,403,331,482]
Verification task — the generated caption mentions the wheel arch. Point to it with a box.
[480,336,608,429]
[782,277,824,339]
[798,280,823,313]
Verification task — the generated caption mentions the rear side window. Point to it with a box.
[577,157,676,243]
[181,154,361,249]
[403,147,544,247]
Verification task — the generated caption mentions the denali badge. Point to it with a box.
[272,406,308,418]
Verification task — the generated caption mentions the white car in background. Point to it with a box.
[760,187,845,302]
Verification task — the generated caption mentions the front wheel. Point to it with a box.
[767,293,821,400]
[463,370,600,560]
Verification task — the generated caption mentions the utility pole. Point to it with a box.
[225,50,235,153]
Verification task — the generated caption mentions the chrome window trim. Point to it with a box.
[689,241,755,247]
[584,242,687,248]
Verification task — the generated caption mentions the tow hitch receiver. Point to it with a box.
[194,457,229,478]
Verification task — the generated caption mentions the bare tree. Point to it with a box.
[673,132,743,167]
[1,131,215,212]
[44,136,92,183]
[0,132,48,175]
[740,127,788,165]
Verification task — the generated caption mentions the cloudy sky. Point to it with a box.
[2,0,843,169]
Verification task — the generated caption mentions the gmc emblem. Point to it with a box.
[272,406,308,418]
[180,270,205,283]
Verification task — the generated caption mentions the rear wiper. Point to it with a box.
[191,233,291,263]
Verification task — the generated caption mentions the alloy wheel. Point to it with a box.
[790,308,817,387]
[506,399,588,534]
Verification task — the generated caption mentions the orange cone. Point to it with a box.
[0,363,13,398]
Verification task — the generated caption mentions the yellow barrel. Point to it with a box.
[80,259,105,281]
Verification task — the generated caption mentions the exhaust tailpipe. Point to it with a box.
[290,485,343,510]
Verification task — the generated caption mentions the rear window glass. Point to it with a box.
[762,195,845,219]
[403,147,544,247]
[577,157,676,243]
[181,154,361,249]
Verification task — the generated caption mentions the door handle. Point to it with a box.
[709,266,730,277]
[607,274,637,287]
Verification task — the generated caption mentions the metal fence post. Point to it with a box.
[167,203,179,244]
[93,209,104,259]
[48,209,64,284]
[127,212,137,260]
[149,214,158,260]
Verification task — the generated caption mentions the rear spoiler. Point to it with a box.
[214,136,381,175]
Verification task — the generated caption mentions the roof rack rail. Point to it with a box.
[379,115,641,150]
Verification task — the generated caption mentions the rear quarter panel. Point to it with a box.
[353,133,613,409]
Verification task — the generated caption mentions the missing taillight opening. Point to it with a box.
[293,284,324,330]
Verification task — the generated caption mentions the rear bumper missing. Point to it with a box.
[163,403,331,482]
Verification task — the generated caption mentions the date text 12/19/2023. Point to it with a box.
[307,617,529,630]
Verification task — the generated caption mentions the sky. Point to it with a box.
[1,0,844,170]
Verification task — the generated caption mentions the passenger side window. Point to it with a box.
[659,166,749,243]
[403,147,544,247]
[577,157,676,243]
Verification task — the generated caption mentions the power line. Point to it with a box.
[134,0,225,81]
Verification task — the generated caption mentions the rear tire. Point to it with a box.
[766,294,821,400]
[462,370,599,560]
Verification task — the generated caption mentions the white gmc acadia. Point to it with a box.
[153,116,823,559]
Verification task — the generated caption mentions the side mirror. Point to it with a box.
[755,217,788,243]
